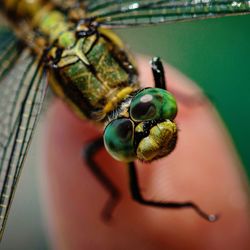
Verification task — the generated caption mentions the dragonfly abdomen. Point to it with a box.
[2,0,44,18]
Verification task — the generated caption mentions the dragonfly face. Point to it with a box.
[104,88,178,162]
[0,0,249,241]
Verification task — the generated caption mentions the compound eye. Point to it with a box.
[104,118,136,162]
[130,88,177,122]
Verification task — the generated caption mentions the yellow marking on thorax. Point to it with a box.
[103,87,134,114]
[98,28,125,49]
[57,38,90,67]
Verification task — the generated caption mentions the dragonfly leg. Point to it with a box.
[150,57,167,90]
[128,162,218,222]
[83,137,121,221]
[150,57,210,107]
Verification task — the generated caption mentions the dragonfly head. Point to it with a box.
[104,88,178,162]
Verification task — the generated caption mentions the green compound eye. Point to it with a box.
[130,88,177,122]
[104,118,136,162]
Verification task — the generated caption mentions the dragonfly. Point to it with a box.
[0,0,249,240]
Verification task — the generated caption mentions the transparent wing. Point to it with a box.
[84,0,250,27]
[0,27,23,81]
[0,50,47,239]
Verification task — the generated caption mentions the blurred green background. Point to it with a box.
[117,15,250,180]
[1,14,250,249]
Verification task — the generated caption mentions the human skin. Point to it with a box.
[41,57,250,250]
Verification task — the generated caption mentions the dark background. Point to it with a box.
[1,14,250,250]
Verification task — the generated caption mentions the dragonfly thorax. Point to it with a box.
[47,25,139,121]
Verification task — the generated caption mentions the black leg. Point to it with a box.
[83,137,120,221]
[151,57,210,107]
[150,57,167,90]
[128,162,218,222]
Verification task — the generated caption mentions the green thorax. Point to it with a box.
[49,30,139,121]
[3,1,140,121]
[35,6,139,121]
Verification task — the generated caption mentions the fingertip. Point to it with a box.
[41,57,250,250]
